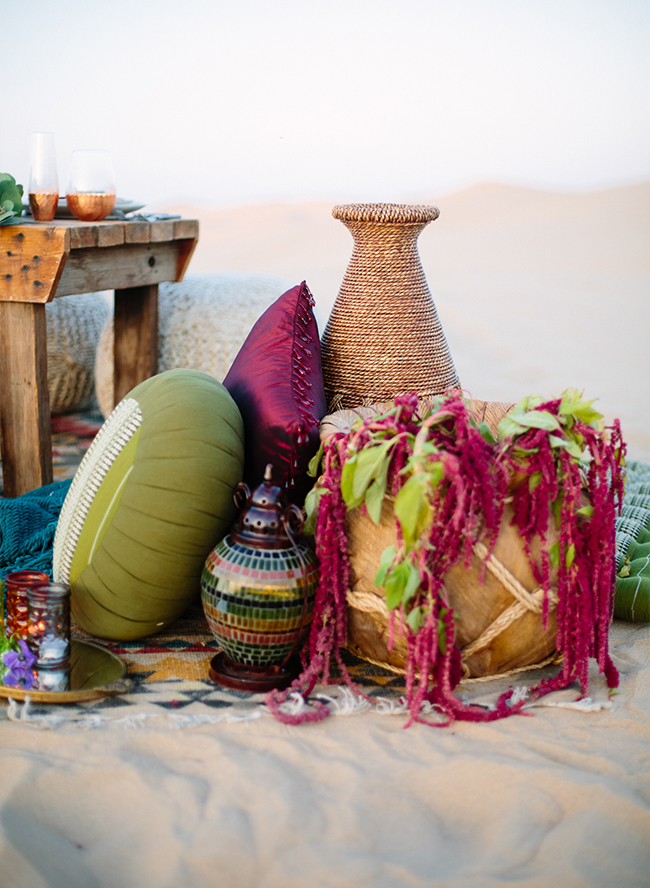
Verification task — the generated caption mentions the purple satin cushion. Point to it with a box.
[223,281,326,505]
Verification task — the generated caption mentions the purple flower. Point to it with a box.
[1,636,38,689]
[2,666,35,690]
[17,639,36,669]
[2,649,20,670]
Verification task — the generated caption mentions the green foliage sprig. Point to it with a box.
[0,173,24,224]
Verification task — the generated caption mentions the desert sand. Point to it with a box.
[1,183,649,888]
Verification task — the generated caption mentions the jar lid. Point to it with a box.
[231,465,302,549]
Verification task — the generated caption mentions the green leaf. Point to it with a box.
[566,543,576,569]
[364,455,389,525]
[402,562,421,606]
[498,414,527,440]
[563,436,584,460]
[576,504,594,518]
[427,459,445,487]
[406,606,425,633]
[303,485,328,536]
[384,561,410,610]
[0,209,15,224]
[477,422,496,444]
[340,453,358,507]
[549,434,584,461]
[528,472,542,493]
[374,545,396,587]
[352,441,391,500]
[559,390,604,427]
[517,395,544,410]
[549,541,560,568]
[394,473,431,546]
[307,444,323,478]
[437,608,449,653]
[508,408,560,432]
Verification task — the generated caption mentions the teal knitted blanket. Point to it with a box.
[0,480,72,579]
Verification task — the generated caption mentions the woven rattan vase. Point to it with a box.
[321,203,460,411]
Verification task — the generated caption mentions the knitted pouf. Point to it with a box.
[94,273,293,417]
[46,293,111,414]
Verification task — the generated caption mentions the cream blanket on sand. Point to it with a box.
[0,620,648,888]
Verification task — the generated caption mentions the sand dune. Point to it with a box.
[162,182,650,461]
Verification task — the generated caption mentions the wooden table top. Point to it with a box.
[0,217,199,303]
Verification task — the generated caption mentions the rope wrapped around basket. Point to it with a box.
[320,203,460,412]
[320,399,564,680]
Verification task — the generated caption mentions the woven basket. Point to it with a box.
[320,203,459,412]
[321,399,562,679]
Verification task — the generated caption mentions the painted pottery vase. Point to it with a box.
[320,203,460,412]
[200,465,319,691]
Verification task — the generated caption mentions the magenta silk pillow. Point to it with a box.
[223,281,326,505]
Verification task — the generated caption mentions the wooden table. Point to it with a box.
[0,217,198,497]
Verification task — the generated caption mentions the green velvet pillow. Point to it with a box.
[53,369,244,640]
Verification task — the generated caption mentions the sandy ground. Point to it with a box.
[0,621,648,888]
[165,181,650,463]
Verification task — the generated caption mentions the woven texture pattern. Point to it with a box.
[46,294,111,414]
[615,462,650,570]
[95,273,292,417]
[321,203,459,411]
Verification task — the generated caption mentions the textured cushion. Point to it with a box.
[223,281,326,505]
[46,293,111,414]
[94,273,292,418]
[53,369,244,640]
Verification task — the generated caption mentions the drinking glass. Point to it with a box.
[28,132,59,221]
[66,149,116,221]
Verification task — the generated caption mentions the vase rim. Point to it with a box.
[332,203,439,225]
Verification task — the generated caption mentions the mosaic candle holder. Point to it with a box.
[27,582,71,668]
[3,570,50,640]
[201,465,319,692]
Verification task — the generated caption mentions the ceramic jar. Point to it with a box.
[201,465,319,691]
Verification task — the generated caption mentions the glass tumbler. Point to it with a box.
[28,132,59,221]
[66,149,116,221]
[4,570,50,640]
[27,582,71,668]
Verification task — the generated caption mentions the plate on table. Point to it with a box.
[22,197,146,220]
[0,639,129,703]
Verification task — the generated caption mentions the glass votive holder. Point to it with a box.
[4,570,50,640]
[29,131,59,221]
[27,582,71,668]
[34,664,71,693]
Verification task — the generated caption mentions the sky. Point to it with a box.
[1,0,649,208]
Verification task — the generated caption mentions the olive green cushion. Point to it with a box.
[53,369,244,640]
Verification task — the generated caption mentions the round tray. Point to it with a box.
[0,639,128,704]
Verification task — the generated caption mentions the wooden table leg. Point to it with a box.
[0,302,53,497]
[113,284,159,407]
